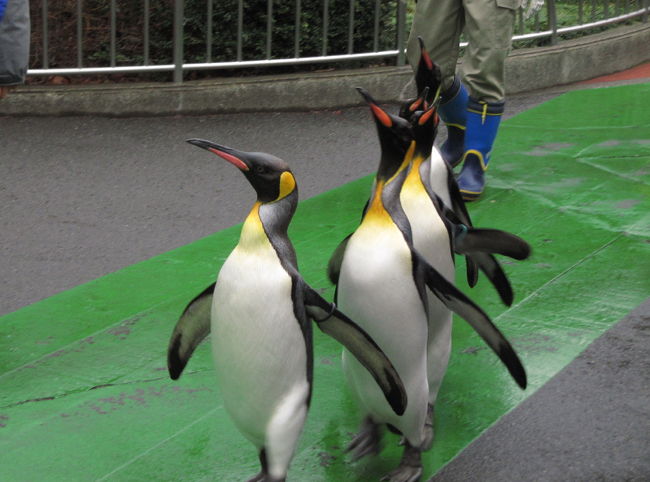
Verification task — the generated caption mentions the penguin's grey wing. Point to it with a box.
[303,286,407,416]
[167,283,214,380]
[445,173,480,286]
[446,169,473,228]
[414,252,527,389]
[327,197,370,286]
[440,196,479,288]
[327,233,352,285]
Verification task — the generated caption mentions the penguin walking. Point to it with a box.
[337,89,526,481]
[401,38,531,305]
[167,139,407,482]
[398,100,455,451]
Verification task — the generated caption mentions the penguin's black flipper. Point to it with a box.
[167,283,215,380]
[327,234,352,286]
[414,253,527,389]
[455,228,532,260]
[469,252,514,306]
[442,173,479,287]
[447,170,473,228]
[303,286,408,416]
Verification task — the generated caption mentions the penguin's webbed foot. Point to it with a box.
[398,404,434,451]
[421,403,435,452]
[246,474,284,482]
[346,416,383,461]
[380,442,423,482]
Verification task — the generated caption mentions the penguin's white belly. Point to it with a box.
[429,148,452,208]
[338,223,428,437]
[212,245,307,448]
[400,186,454,280]
[400,185,455,403]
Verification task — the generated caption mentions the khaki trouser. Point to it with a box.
[407,0,520,103]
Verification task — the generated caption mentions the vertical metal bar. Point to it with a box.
[266,0,273,59]
[76,0,83,67]
[322,0,329,56]
[237,0,243,61]
[591,0,597,21]
[110,0,116,66]
[605,0,610,18]
[644,0,649,23]
[42,0,49,68]
[517,7,525,34]
[173,0,184,82]
[534,10,540,32]
[548,0,558,45]
[347,0,354,54]
[373,0,380,52]
[294,0,301,58]
[396,0,406,66]
[207,0,213,62]
[578,0,584,24]
[144,0,150,65]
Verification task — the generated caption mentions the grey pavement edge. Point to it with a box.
[431,299,650,482]
[0,23,648,117]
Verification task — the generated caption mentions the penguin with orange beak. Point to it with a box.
[167,139,407,482]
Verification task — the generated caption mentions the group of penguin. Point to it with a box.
[165,39,531,482]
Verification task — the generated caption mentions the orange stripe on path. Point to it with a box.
[580,61,650,84]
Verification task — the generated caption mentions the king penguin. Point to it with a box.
[400,38,532,305]
[337,89,527,482]
[166,139,407,482]
[398,97,456,451]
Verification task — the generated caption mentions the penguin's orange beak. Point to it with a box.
[186,138,250,171]
[417,36,434,71]
[356,87,393,127]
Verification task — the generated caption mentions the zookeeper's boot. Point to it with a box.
[438,76,469,167]
[456,97,505,201]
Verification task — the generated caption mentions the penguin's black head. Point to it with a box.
[187,138,297,204]
[357,87,413,181]
[411,101,440,156]
[414,37,442,103]
[399,37,442,120]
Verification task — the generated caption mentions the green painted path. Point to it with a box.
[1,83,649,481]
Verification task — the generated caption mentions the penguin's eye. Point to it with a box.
[255,166,267,174]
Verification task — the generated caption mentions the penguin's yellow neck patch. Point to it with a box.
[238,202,270,251]
[363,181,393,227]
[403,153,427,195]
[275,171,296,202]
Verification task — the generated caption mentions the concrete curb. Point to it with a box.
[1,23,648,117]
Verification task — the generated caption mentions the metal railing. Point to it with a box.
[27,0,649,82]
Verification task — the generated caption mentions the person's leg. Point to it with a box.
[0,0,31,90]
[456,0,518,200]
[407,0,464,93]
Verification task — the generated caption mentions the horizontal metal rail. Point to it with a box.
[28,51,402,76]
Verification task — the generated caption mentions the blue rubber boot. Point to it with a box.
[438,76,469,167]
[457,97,505,201]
